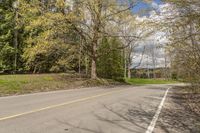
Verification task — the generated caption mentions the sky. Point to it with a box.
[131,0,171,69]
[132,0,163,15]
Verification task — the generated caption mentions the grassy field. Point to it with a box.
[126,78,179,85]
[0,74,117,96]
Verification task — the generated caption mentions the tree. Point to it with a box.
[97,37,124,79]
[0,0,153,80]
[19,0,81,73]
[156,0,200,90]
[0,0,16,71]
[67,0,138,79]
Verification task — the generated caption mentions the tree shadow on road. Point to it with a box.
[56,97,160,133]
[155,87,200,133]
[57,88,200,133]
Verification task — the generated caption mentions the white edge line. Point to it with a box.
[145,87,171,133]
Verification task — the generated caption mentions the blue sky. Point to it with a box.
[132,0,162,14]
[131,0,168,68]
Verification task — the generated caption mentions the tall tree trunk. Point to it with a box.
[14,9,18,74]
[128,66,131,79]
[78,37,82,75]
[91,41,98,79]
[85,56,88,76]
[91,57,97,79]
[124,49,127,78]
[164,51,167,80]
[14,28,18,73]
[127,55,131,79]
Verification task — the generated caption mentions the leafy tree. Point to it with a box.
[158,0,200,91]
[0,0,25,72]
[19,0,81,73]
[67,0,138,79]
[97,37,124,79]
[0,0,147,80]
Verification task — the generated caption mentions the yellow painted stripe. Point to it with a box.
[0,89,125,121]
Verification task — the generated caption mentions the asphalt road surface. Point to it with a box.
[0,85,174,133]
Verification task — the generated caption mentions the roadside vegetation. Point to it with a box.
[0,73,180,96]
[156,1,200,129]
[0,74,122,97]
[126,78,179,85]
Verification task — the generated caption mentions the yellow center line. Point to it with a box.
[0,89,125,121]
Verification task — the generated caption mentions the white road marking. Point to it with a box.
[145,87,171,133]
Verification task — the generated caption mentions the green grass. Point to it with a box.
[0,74,120,96]
[0,74,179,96]
[126,78,179,85]
[0,74,83,96]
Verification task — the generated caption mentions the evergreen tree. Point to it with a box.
[0,0,15,71]
[97,37,124,79]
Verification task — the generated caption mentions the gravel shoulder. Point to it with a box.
[155,86,200,133]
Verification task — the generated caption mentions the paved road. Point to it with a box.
[0,85,173,133]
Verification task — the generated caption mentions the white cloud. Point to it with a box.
[132,3,174,68]
[151,1,159,10]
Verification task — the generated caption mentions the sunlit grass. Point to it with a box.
[0,74,82,96]
[126,78,179,85]
[0,74,119,96]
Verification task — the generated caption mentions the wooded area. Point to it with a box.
[164,0,200,91]
[0,0,144,79]
[0,0,199,87]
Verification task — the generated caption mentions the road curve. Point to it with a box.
[0,85,172,133]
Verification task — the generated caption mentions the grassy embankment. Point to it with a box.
[0,74,118,96]
[0,74,180,96]
[126,78,179,85]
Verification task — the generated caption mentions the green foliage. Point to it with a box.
[20,0,80,73]
[0,0,129,80]
[0,0,26,72]
[171,73,178,80]
[97,38,124,79]
[0,0,15,71]
[0,44,15,70]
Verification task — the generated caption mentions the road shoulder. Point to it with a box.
[154,86,200,133]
